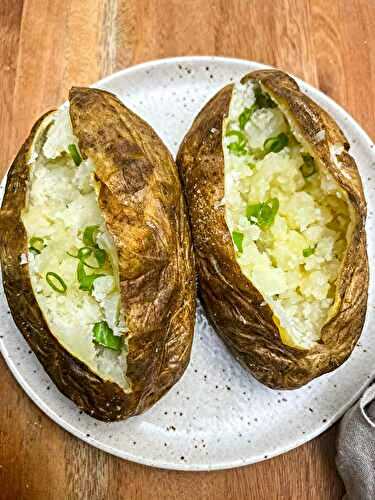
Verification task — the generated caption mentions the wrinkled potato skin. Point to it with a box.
[177,70,368,389]
[0,88,196,420]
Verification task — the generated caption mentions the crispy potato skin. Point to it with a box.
[0,88,196,420]
[177,70,368,389]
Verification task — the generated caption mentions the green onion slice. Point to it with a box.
[247,161,256,170]
[226,130,246,143]
[300,154,316,178]
[246,198,279,229]
[83,225,100,247]
[67,144,82,166]
[68,245,106,270]
[232,231,244,253]
[78,247,93,260]
[226,129,248,156]
[67,246,92,259]
[29,237,45,255]
[92,321,123,351]
[239,105,257,130]
[77,261,104,293]
[227,142,247,156]
[46,272,67,294]
[69,224,108,271]
[78,246,107,269]
[263,133,289,155]
[303,245,316,258]
[94,247,107,267]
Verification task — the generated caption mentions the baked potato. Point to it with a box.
[177,69,368,389]
[0,87,196,420]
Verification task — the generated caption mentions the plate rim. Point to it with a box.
[1,55,374,471]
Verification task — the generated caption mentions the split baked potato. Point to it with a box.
[0,87,196,420]
[177,69,368,389]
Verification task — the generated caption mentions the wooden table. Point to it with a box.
[1,1,374,498]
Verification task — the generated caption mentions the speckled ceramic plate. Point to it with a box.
[1,57,374,471]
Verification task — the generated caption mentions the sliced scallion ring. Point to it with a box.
[246,198,279,229]
[225,129,247,142]
[29,237,45,255]
[232,231,244,253]
[67,144,82,166]
[227,142,247,156]
[303,244,317,258]
[238,105,256,130]
[92,321,123,351]
[67,244,106,270]
[78,247,93,260]
[67,246,93,259]
[263,133,289,155]
[93,247,107,267]
[77,261,104,293]
[46,272,67,294]
[226,128,248,156]
[83,225,99,247]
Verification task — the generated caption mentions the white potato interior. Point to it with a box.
[22,108,128,388]
[223,80,351,349]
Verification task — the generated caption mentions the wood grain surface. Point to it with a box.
[1,1,374,499]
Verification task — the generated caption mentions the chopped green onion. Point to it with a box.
[247,161,256,170]
[78,247,103,270]
[29,237,45,255]
[92,321,123,351]
[67,247,92,261]
[254,86,277,109]
[232,231,244,253]
[68,245,106,270]
[77,261,104,293]
[239,105,257,130]
[263,133,289,155]
[226,128,248,156]
[67,144,82,166]
[227,142,247,156]
[94,247,107,267]
[303,245,316,258]
[46,272,67,294]
[225,129,246,142]
[83,225,99,247]
[67,248,90,260]
[246,198,279,229]
[78,247,93,260]
[300,154,316,178]
[69,226,107,271]
[68,246,92,259]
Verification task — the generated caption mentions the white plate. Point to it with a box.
[1,57,374,471]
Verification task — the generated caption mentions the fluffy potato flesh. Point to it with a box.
[223,80,352,349]
[21,107,128,388]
